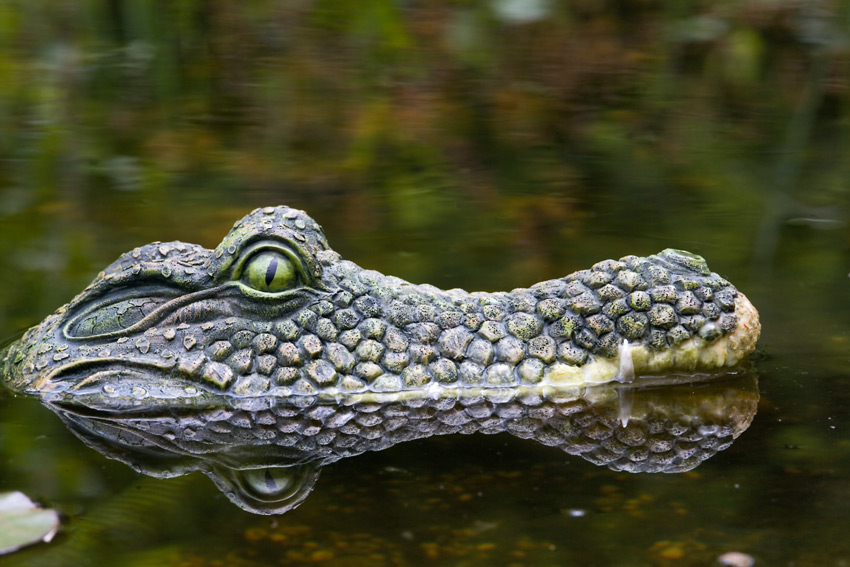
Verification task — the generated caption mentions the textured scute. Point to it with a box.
[208,245,743,396]
[194,250,735,395]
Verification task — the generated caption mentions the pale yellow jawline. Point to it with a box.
[544,292,761,388]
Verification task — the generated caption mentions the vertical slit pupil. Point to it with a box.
[265,257,278,286]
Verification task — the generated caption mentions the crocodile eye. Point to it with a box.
[241,250,299,292]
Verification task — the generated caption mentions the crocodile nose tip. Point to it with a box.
[0,340,32,393]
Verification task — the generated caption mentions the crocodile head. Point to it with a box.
[0,205,761,513]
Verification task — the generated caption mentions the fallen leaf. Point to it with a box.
[0,491,60,555]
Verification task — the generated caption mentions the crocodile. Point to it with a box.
[0,205,761,514]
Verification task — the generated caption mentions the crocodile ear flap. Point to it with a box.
[204,462,322,515]
[208,206,330,286]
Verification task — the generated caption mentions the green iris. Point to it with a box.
[242,250,298,292]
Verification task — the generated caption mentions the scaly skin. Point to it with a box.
[0,205,761,514]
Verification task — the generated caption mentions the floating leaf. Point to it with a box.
[0,491,60,555]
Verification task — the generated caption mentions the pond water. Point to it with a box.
[1,3,850,566]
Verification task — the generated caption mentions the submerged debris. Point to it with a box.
[717,551,756,567]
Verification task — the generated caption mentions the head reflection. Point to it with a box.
[45,372,758,515]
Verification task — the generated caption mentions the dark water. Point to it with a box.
[1,2,850,566]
